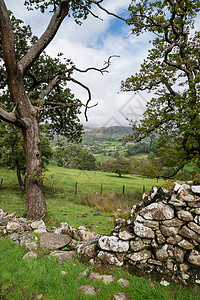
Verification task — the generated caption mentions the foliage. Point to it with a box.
[0,123,52,190]
[52,144,100,170]
[0,124,52,172]
[135,158,163,179]
[102,157,132,177]
[121,0,200,177]
[125,141,156,157]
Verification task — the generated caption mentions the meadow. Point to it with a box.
[1,166,200,299]
[0,166,162,234]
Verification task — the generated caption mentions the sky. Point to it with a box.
[5,0,152,128]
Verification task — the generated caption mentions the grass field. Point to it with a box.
[0,166,162,234]
[0,238,200,300]
[1,166,200,299]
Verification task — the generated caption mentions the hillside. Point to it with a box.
[82,126,132,143]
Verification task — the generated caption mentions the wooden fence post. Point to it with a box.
[0,178,3,189]
[143,186,145,193]
[100,184,103,195]
[75,182,78,196]
[123,185,125,195]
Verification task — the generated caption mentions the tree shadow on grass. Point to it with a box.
[105,174,133,180]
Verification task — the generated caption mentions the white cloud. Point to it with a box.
[5,0,151,127]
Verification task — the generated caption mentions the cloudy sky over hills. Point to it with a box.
[6,0,152,127]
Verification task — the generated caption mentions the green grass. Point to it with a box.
[0,238,200,300]
[0,166,163,234]
[0,167,200,299]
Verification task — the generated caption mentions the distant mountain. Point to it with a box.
[84,126,132,138]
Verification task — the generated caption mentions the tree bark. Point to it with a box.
[23,110,47,219]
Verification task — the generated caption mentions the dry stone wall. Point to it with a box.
[93,181,200,284]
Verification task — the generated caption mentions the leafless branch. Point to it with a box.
[66,55,120,75]
[88,0,128,23]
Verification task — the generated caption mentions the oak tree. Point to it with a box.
[0,0,120,219]
[121,0,200,177]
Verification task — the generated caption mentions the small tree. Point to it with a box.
[53,144,99,170]
[102,157,132,177]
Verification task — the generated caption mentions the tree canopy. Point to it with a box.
[0,0,121,219]
[121,0,200,177]
[53,144,100,170]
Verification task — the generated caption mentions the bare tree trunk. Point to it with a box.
[23,112,47,219]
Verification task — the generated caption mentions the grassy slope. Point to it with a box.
[0,166,162,234]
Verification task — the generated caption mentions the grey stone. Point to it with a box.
[166,235,182,245]
[78,229,95,242]
[191,208,200,215]
[180,190,195,202]
[0,217,8,226]
[79,243,97,260]
[177,210,193,221]
[156,230,166,244]
[48,250,76,264]
[173,246,185,263]
[6,221,24,233]
[114,217,126,226]
[98,236,129,252]
[24,241,39,251]
[162,218,183,227]
[34,226,47,233]
[143,220,159,230]
[127,250,151,262]
[169,195,186,207]
[22,251,38,260]
[188,250,200,267]
[134,222,155,239]
[97,251,123,266]
[40,233,71,250]
[179,226,200,242]
[160,225,179,237]
[178,239,194,250]
[112,293,130,300]
[6,212,16,220]
[130,238,150,252]
[148,258,163,266]
[140,202,174,220]
[60,222,73,235]
[78,285,99,295]
[117,278,130,287]
[194,215,200,225]
[180,263,189,272]
[193,201,200,208]
[77,269,89,278]
[88,271,115,284]
[9,232,36,245]
[191,186,200,195]
[174,183,182,193]
[155,246,169,261]
[188,222,200,234]
[114,217,126,227]
[30,220,45,229]
[118,230,134,240]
